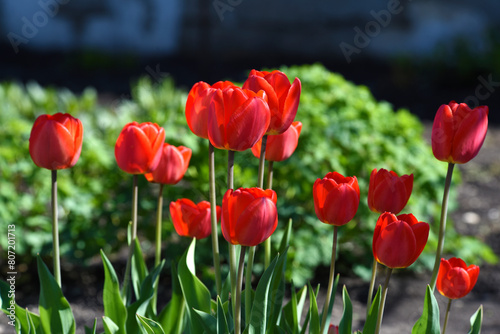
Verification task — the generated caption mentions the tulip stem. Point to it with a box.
[442,298,452,334]
[228,150,235,190]
[374,267,393,334]
[366,257,378,315]
[430,163,455,290]
[263,160,274,269]
[209,142,222,296]
[152,183,164,312]
[121,174,139,303]
[235,246,247,334]
[245,245,255,324]
[320,225,338,334]
[258,135,268,188]
[51,170,61,287]
[229,244,237,330]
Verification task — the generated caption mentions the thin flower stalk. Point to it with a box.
[209,142,222,295]
[374,268,393,334]
[51,170,61,287]
[319,226,338,334]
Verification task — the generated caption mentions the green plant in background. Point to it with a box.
[0,64,496,287]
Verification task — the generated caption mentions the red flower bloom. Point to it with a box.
[169,199,220,239]
[431,101,488,164]
[29,113,83,170]
[145,143,192,185]
[328,325,339,334]
[372,212,429,269]
[251,121,302,162]
[115,122,165,174]
[437,257,479,299]
[208,86,270,151]
[313,172,360,226]
[243,69,301,135]
[221,188,278,246]
[368,168,413,214]
[185,81,236,139]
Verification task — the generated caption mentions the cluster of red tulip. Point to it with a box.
[28,65,488,333]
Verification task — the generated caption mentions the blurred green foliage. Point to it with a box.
[0,63,496,285]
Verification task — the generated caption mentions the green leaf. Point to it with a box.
[177,239,212,333]
[1,279,41,333]
[85,319,98,334]
[467,305,483,334]
[101,250,127,334]
[26,308,37,333]
[37,256,75,334]
[307,283,320,334]
[217,296,230,333]
[278,219,293,254]
[282,284,307,334]
[102,316,120,334]
[363,286,381,334]
[158,263,185,334]
[136,314,166,334]
[267,248,289,332]
[246,254,279,333]
[319,274,340,333]
[338,286,352,334]
[192,309,217,333]
[411,285,440,334]
[131,238,149,301]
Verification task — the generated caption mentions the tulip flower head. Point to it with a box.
[368,168,413,214]
[431,101,488,164]
[145,143,192,185]
[372,212,429,269]
[243,69,301,135]
[251,121,302,162]
[437,257,479,299]
[313,172,360,226]
[221,187,278,246]
[29,113,83,170]
[208,86,271,151]
[185,81,236,139]
[170,199,220,239]
[115,122,165,174]
[328,325,339,334]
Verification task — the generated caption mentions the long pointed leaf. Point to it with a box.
[363,286,381,334]
[37,256,75,334]
[102,316,120,334]
[467,305,483,334]
[101,250,127,334]
[338,286,352,334]
[158,263,185,334]
[192,309,217,334]
[136,314,166,334]
[319,274,340,333]
[267,248,289,331]
[307,283,320,334]
[411,285,440,334]
[131,238,149,301]
[217,296,230,333]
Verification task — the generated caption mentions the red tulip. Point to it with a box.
[328,325,339,334]
[185,81,236,139]
[208,86,270,151]
[251,121,302,162]
[29,113,83,170]
[169,199,220,239]
[115,122,165,174]
[221,188,278,246]
[368,168,413,214]
[436,257,479,299]
[145,143,192,185]
[431,101,488,164]
[243,70,301,135]
[313,172,360,226]
[372,212,429,269]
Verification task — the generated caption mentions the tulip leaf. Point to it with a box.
[362,286,382,334]
[1,279,40,333]
[37,256,76,334]
[131,238,149,301]
[177,239,212,334]
[246,254,279,333]
[467,305,483,334]
[307,282,320,334]
[319,273,340,333]
[84,319,98,334]
[282,284,307,333]
[102,316,120,334]
[136,314,166,334]
[217,296,230,333]
[158,263,185,334]
[26,308,38,333]
[101,250,127,334]
[192,309,217,334]
[278,219,293,254]
[338,286,352,334]
[411,285,440,334]
[267,248,289,331]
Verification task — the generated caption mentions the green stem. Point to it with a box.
[374,267,393,334]
[442,298,453,334]
[51,170,61,287]
[430,163,455,290]
[267,161,274,190]
[209,142,222,296]
[229,244,237,329]
[245,245,256,324]
[257,135,268,188]
[152,183,164,312]
[319,226,338,334]
[263,160,274,269]
[228,150,234,190]
[121,174,139,302]
[235,246,247,334]
[366,257,378,315]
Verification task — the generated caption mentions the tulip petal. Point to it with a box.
[374,220,417,268]
[451,106,488,163]
[233,197,278,246]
